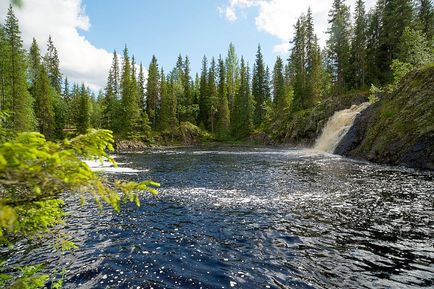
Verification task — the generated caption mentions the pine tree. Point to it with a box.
[146,55,160,129]
[158,70,170,131]
[33,65,55,138]
[305,8,323,107]
[290,16,307,111]
[233,58,253,138]
[44,36,62,94]
[4,5,35,131]
[417,0,434,41]
[76,83,90,134]
[198,56,208,128]
[120,47,140,137]
[28,38,41,85]
[366,2,383,85]
[137,63,152,139]
[167,75,178,137]
[273,57,287,114]
[326,0,352,93]
[377,0,414,83]
[207,57,218,133]
[182,56,197,123]
[252,44,268,127]
[0,25,8,111]
[102,51,121,133]
[350,0,368,89]
[216,57,230,139]
[225,43,240,121]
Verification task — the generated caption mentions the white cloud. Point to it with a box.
[0,0,112,91]
[220,0,377,54]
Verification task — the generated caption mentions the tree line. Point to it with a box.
[0,0,432,142]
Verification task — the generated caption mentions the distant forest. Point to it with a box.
[0,0,433,141]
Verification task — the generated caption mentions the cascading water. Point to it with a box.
[314,102,370,153]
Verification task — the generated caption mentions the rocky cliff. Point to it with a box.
[335,65,434,170]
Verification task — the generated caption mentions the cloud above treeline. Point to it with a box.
[0,0,112,91]
[219,0,377,54]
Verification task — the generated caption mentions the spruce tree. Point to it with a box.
[350,0,368,89]
[146,55,160,129]
[28,38,41,85]
[377,0,414,83]
[4,5,35,131]
[233,58,253,138]
[120,47,140,137]
[76,83,90,134]
[198,56,208,128]
[305,8,323,107]
[290,16,306,111]
[0,25,8,111]
[102,51,121,133]
[216,57,230,139]
[417,0,434,40]
[207,57,218,133]
[225,43,240,121]
[326,0,352,93]
[252,44,268,127]
[158,70,170,131]
[33,65,55,138]
[273,57,287,114]
[366,3,383,85]
[44,36,62,93]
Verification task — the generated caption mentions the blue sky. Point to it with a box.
[0,0,376,90]
[80,0,281,76]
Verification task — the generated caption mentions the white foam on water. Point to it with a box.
[84,158,148,174]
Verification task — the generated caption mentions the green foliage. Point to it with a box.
[146,55,160,129]
[0,128,159,287]
[369,84,382,103]
[398,26,434,66]
[390,59,414,88]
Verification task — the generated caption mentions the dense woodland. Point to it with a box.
[0,0,433,143]
[0,0,433,286]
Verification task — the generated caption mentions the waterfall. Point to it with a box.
[314,102,370,153]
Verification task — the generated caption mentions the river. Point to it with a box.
[16,147,434,288]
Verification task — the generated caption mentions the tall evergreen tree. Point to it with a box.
[273,57,287,114]
[146,55,160,129]
[290,16,307,111]
[207,57,218,133]
[216,57,230,139]
[305,8,323,107]
[350,0,368,88]
[377,0,414,83]
[28,38,41,85]
[366,2,383,84]
[102,51,121,133]
[326,0,352,93]
[76,83,90,134]
[33,64,55,138]
[4,5,35,131]
[252,44,268,127]
[233,58,253,138]
[44,36,62,94]
[120,47,140,137]
[198,56,208,128]
[158,70,170,131]
[417,0,434,40]
[225,43,240,121]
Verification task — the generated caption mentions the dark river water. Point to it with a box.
[12,147,434,288]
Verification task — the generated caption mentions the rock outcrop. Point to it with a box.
[335,65,434,170]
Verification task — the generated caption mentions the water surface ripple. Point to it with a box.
[12,147,434,288]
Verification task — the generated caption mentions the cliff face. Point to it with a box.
[335,65,434,170]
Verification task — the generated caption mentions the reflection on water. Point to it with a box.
[6,147,434,288]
